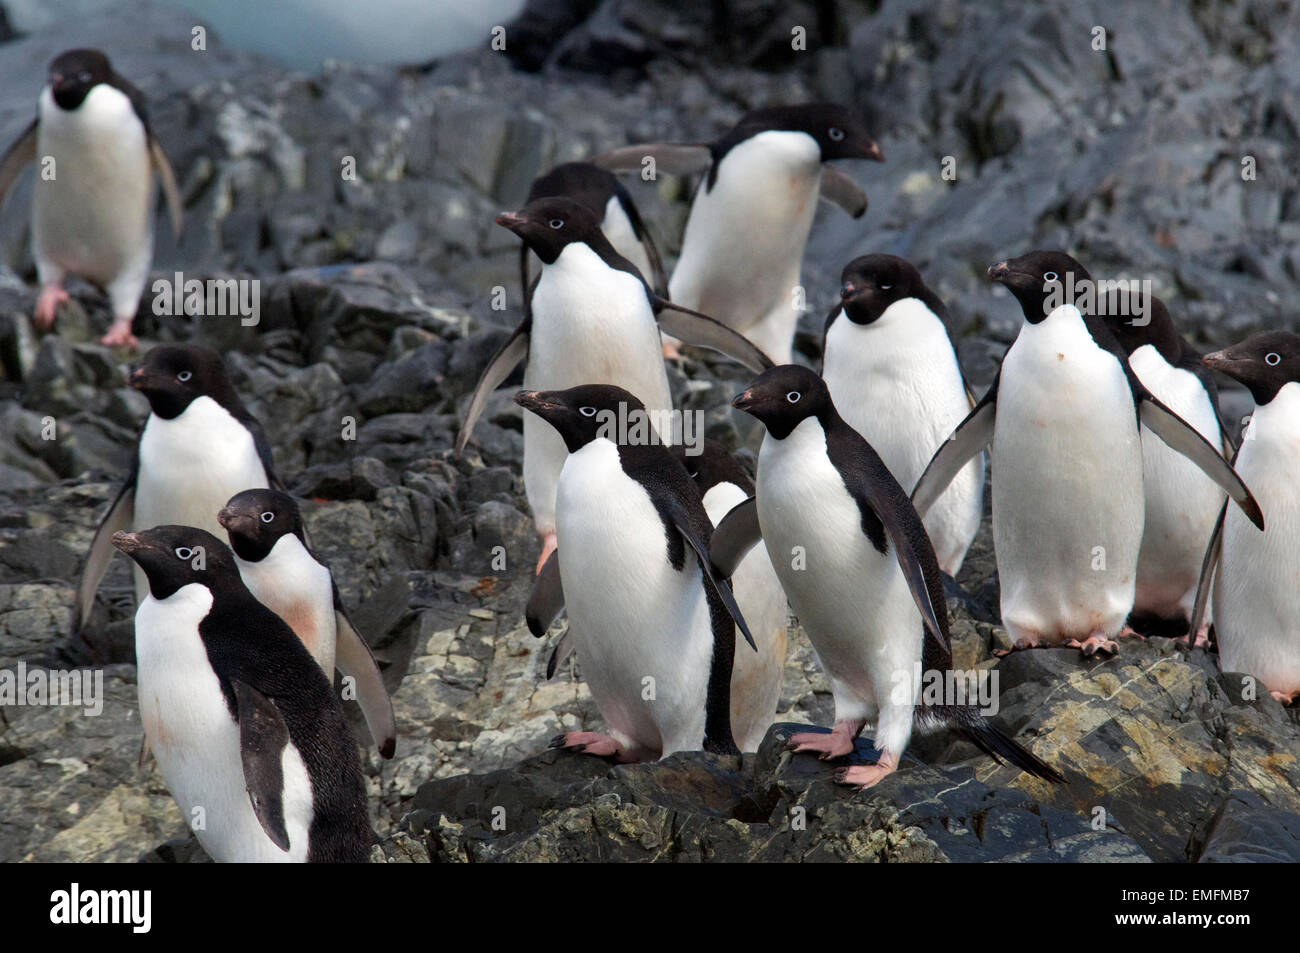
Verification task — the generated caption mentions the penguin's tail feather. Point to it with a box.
[923,706,1066,784]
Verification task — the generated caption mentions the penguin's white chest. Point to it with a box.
[992,307,1144,640]
[32,84,154,283]
[235,535,337,676]
[554,440,713,756]
[1215,384,1300,693]
[134,585,312,862]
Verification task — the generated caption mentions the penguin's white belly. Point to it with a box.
[992,309,1143,642]
[669,132,820,346]
[600,196,654,286]
[555,439,713,756]
[235,536,337,677]
[32,85,154,289]
[135,585,313,863]
[757,418,922,755]
[823,302,983,576]
[701,481,787,752]
[1214,387,1300,694]
[523,244,672,536]
[1128,346,1225,618]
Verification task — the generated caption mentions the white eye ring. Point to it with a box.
[79,71,92,83]
[260,511,274,523]
[1043,271,1059,282]
[548,218,564,229]
[175,547,193,560]
[177,370,192,382]
[880,283,892,290]
[578,406,597,417]
[786,391,801,403]
[1266,352,1281,366]
[828,127,845,141]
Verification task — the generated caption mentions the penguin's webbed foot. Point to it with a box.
[1269,690,1299,706]
[786,720,860,760]
[1176,624,1212,649]
[535,532,558,575]
[99,317,139,350]
[33,284,69,330]
[1064,631,1119,658]
[834,752,899,790]
[661,339,683,361]
[550,731,643,762]
[993,634,1048,658]
[1119,624,1145,641]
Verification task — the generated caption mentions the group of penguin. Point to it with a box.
[3,48,1298,863]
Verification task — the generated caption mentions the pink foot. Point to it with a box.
[99,317,138,350]
[1064,630,1119,658]
[535,532,557,575]
[994,634,1047,658]
[834,752,899,790]
[33,284,69,330]
[1120,625,1144,641]
[549,731,646,763]
[1269,690,1299,706]
[661,339,683,361]
[786,718,864,760]
[1177,624,1211,649]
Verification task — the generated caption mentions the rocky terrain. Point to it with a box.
[1,0,1298,862]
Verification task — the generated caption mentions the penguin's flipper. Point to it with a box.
[1136,389,1264,530]
[592,143,713,177]
[232,679,292,853]
[668,505,757,651]
[526,549,565,638]
[455,322,530,455]
[709,496,761,578]
[1189,500,1228,641]
[74,470,136,633]
[613,181,668,297]
[546,628,574,679]
[149,137,184,240]
[333,603,397,759]
[912,372,999,518]
[653,298,774,373]
[818,165,868,218]
[244,417,288,493]
[0,118,36,208]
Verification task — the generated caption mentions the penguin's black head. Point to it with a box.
[1100,289,1180,360]
[128,344,235,420]
[988,250,1093,324]
[732,364,834,440]
[218,488,304,563]
[526,162,619,215]
[496,197,604,265]
[515,384,651,454]
[48,48,113,111]
[838,254,929,325]
[112,525,240,601]
[1204,331,1300,405]
[669,439,754,496]
[731,103,884,163]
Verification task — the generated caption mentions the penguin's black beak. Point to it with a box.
[110,531,147,556]
[217,506,254,534]
[860,140,885,162]
[839,281,860,300]
[514,390,563,416]
[987,261,1011,283]
[495,212,527,235]
[1202,349,1246,379]
[731,389,759,413]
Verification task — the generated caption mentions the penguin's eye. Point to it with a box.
[879,283,892,290]
[174,547,193,560]
[578,406,597,417]
[177,370,192,382]
[260,511,275,523]
[786,391,801,404]
[1266,352,1281,366]
[828,127,845,141]
[1043,271,1059,282]
[78,71,92,84]
[548,218,564,229]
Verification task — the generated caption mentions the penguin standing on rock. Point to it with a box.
[596,103,883,363]
[113,526,371,863]
[725,365,1063,788]
[517,385,755,762]
[822,254,983,576]
[911,252,1263,657]
[1194,332,1300,703]
[0,48,184,349]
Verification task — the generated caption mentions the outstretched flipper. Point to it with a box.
[332,601,396,759]
[912,373,999,519]
[149,137,184,240]
[652,297,773,373]
[942,705,1065,783]
[454,323,530,455]
[74,468,137,634]
[818,165,868,218]
[0,118,36,209]
[592,143,714,178]
[526,549,565,638]
[709,496,761,578]
[232,679,292,853]
[546,628,574,679]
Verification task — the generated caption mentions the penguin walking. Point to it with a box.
[112,526,371,862]
[726,365,1062,787]
[1194,332,1300,703]
[596,103,883,363]
[218,489,397,759]
[0,48,183,349]
[822,254,982,576]
[456,197,771,572]
[911,252,1262,657]
[517,385,755,761]
[1102,292,1229,637]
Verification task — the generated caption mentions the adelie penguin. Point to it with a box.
[596,103,883,363]
[0,48,184,349]
[219,489,397,758]
[726,365,1063,788]
[822,254,983,576]
[1194,332,1300,704]
[1102,291,1230,640]
[455,196,772,573]
[112,526,371,862]
[517,385,755,762]
[911,251,1263,657]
